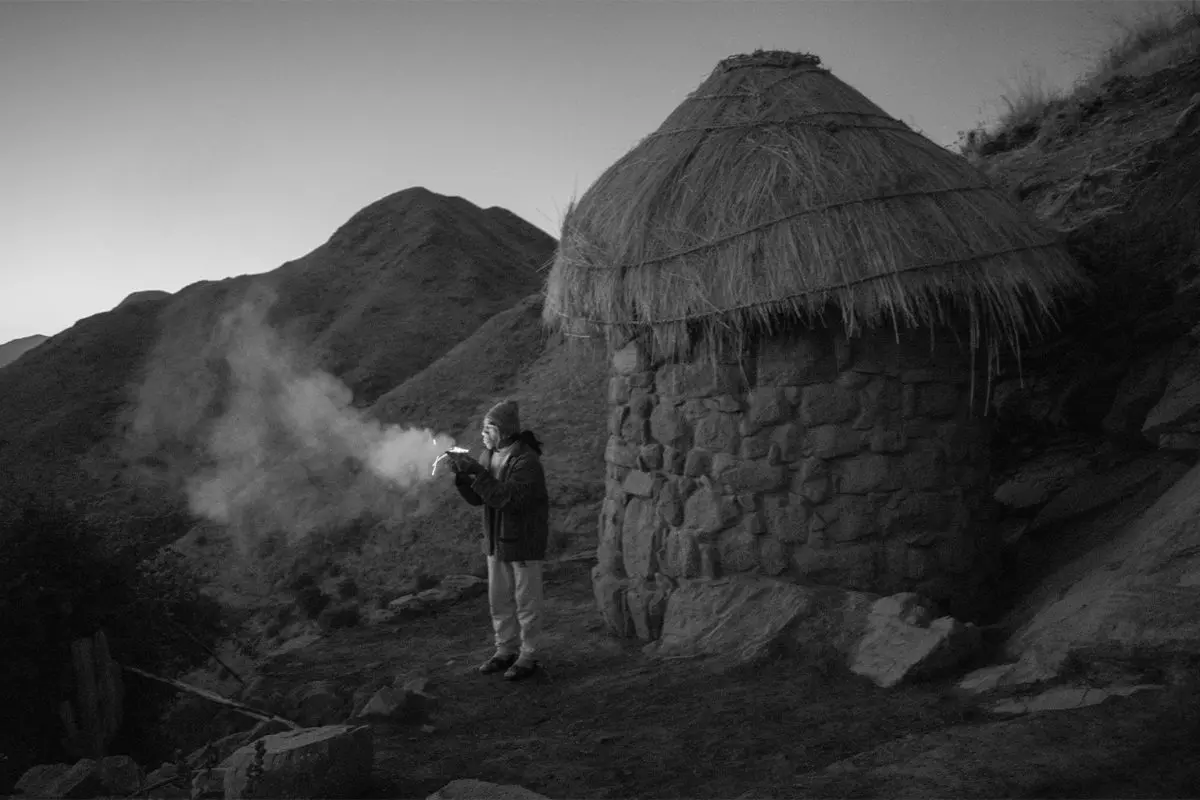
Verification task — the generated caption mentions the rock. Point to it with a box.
[955,659,1058,694]
[850,595,982,688]
[1006,461,1200,683]
[284,680,347,727]
[1028,455,1183,531]
[438,574,488,599]
[223,725,373,800]
[1143,346,1200,444]
[381,575,486,620]
[354,677,437,724]
[992,451,1092,509]
[989,683,1165,715]
[789,685,1200,798]
[142,763,188,798]
[592,567,635,637]
[643,575,874,668]
[15,760,102,799]
[426,778,552,800]
[267,632,322,657]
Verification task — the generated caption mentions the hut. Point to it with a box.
[543,51,1088,626]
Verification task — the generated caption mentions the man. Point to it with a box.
[447,399,549,681]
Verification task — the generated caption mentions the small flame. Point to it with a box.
[431,446,470,476]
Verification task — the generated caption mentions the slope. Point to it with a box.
[0,334,49,370]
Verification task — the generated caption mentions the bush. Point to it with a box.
[0,493,223,787]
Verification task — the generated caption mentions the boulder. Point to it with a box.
[849,594,982,688]
[353,677,437,724]
[992,451,1092,510]
[284,680,347,727]
[223,725,373,800]
[1005,461,1200,683]
[1142,345,1200,446]
[97,755,143,795]
[643,575,875,668]
[427,778,552,800]
[1027,454,1186,532]
[14,759,103,799]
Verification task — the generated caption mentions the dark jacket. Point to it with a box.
[454,438,550,562]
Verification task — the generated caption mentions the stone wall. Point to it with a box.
[596,325,992,623]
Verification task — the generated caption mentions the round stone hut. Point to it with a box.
[542,51,1088,630]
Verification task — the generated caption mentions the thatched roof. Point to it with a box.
[543,50,1089,370]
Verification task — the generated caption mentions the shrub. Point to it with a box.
[0,493,223,787]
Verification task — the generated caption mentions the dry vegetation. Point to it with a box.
[958,2,1200,159]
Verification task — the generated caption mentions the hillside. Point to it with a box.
[0,334,48,369]
[0,188,554,516]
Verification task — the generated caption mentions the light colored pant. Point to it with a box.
[487,555,544,662]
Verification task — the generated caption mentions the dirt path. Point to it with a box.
[257,559,986,799]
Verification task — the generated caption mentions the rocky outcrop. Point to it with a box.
[223,725,373,800]
[999,461,1200,685]
[849,593,982,688]
[14,755,144,799]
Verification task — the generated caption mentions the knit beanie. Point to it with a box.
[484,399,521,441]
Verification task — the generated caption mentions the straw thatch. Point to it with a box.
[543,50,1090,373]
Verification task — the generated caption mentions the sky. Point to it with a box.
[0,0,1171,343]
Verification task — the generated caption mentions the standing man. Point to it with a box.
[448,400,549,681]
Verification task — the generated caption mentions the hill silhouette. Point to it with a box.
[0,187,555,520]
[0,334,49,369]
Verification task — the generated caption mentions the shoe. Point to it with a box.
[503,660,539,681]
[478,653,518,675]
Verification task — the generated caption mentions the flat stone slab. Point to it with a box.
[989,683,1164,715]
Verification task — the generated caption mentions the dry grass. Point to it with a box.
[960,2,1200,158]
[543,50,1086,377]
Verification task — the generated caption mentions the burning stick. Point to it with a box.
[432,446,469,476]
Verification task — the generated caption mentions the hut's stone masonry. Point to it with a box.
[597,325,991,607]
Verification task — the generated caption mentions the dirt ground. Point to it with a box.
[255,557,988,800]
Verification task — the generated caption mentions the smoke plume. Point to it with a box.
[179,288,458,553]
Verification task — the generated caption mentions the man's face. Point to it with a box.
[482,421,500,450]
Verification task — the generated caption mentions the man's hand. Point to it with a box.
[451,452,486,477]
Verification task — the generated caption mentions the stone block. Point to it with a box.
[762,495,810,543]
[714,395,742,413]
[681,398,709,420]
[629,388,655,418]
[621,413,650,444]
[608,405,628,436]
[656,479,685,526]
[803,425,861,458]
[711,452,738,480]
[798,476,832,504]
[621,497,662,579]
[721,460,787,493]
[605,436,638,468]
[663,446,686,474]
[827,496,881,543]
[683,484,739,535]
[638,444,663,471]
[836,370,872,390]
[747,387,787,430]
[656,362,743,398]
[629,370,655,388]
[741,509,765,535]
[759,537,790,576]
[612,341,649,375]
[853,376,903,430]
[592,568,635,637]
[717,527,760,572]
[224,725,373,800]
[626,574,675,641]
[868,426,907,453]
[608,376,632,405]
[606,463,630,484]
[662,529,702,578]
[684,448,712,477]
[740,432,772,460]
[835,453,899,494]
[879,492,962,542]
[649,403,690,448]
[850,604,981,688]
[790,544,876,591]
[622,469,655,498]
[800,384,860,426]
[770,423,802,462]
[695,412,740,453]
